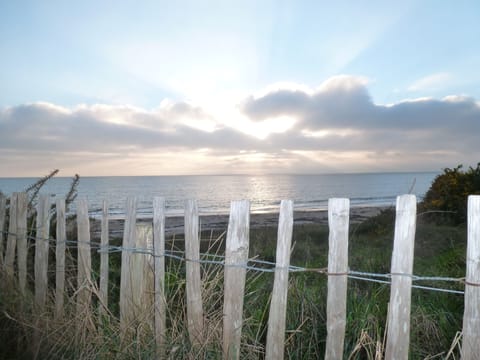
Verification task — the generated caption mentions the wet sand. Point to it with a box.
[90,205,388,240]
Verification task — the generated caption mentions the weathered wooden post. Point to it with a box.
[461,195,480,359]
[5,192,18,275]
[153,197,167,355]
[130,223,154,335]
[0,193,6,265]
[55,198,66,319]
[185,199,204,345]
[265,200,294,360]
[119,198,155,340]
[120,197,137,333]
[34,194,51,309]
[31,194,52,360]
[223,200,250,359]
[99,200,109,318]
[325,198,350,360]
[385,194,416,360]
[16,193,28,294]
[76,198,92,336]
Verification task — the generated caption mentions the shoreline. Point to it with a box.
[91,205,388,239]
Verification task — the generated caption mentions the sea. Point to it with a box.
[0,172,438,218]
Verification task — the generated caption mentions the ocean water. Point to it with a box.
[0,173,438,218]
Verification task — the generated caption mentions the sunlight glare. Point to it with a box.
[301,128,361,138]
[234,115,297,139]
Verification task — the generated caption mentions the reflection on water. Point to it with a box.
[0,172,438,217]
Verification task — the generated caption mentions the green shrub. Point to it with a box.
[420,163,480,225]
[353,207,395,236]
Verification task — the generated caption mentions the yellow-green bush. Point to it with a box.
[421,164,480,224]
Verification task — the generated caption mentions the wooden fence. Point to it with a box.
[0,192,479,359]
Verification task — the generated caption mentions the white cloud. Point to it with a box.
[407,72,453,92]
[317,75,370,92]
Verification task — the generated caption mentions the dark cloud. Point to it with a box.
[166,101,213,121]
[242,77,480,135]
[242,89,310,119]
[242,77,374,128]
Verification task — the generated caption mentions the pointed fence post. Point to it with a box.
[5,193,18,276]
[120,197,137,334]
[265,200,294,360]
[130,223,154,335]
[462,195,480,359]
[55,198,66,319]
[0,193,6,265]
[99,200,109,318]
[76,199,92,330]
[325,198,350,360]
[153,197,167,355]
[34,194,51,309]
[31,194,51,360]
[385,194,416,360]
[223,200,250,359]
[185,199,204,345]
[16,193,28,294]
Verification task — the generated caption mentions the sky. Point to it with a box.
[1,0,479,177]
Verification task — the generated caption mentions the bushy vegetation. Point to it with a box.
[420,163,480,225]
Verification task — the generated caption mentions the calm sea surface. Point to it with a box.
[0,173,438,218]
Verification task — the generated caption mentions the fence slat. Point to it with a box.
[325,198,350,360]
[223,200,250,359]
[120,197,137,333]
[5,193,18,275]
[385,194,416,360]
[99,200,109,318]
[153,197,166,355]
[265,200,294,360]
[76,199,92,322]
[185,199,204,345]
[34,194,51,309]
[16,193,28,294]
[55,198,66,319]
[0,193,6,265]
[462,195,480,359]
[130,224,154,335]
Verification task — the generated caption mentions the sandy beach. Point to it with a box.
[90,205,388,239]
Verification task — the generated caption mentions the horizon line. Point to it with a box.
[0,169,441,179]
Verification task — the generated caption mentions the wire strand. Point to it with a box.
[0,229,468,295]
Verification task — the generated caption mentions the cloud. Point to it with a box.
[1,76,479,176]
[407,72,453,92]
[238,76,480,170]
[242,75,374,128]
[242,75,479,134]
[0,102,257,153]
